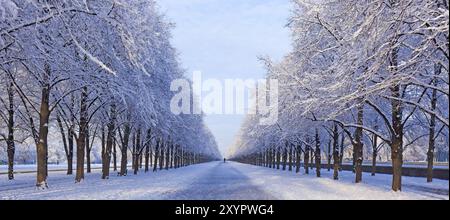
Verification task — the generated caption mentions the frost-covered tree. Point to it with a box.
[230,0,448,191]
[0,0,220,188]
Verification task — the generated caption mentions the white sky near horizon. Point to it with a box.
[157,0,292,156]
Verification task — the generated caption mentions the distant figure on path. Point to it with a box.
[224,158,226,163]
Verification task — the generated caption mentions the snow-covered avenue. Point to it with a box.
[0,0,449,202]
[1,162,448,200]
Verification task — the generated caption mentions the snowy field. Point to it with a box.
[0,161,448,200]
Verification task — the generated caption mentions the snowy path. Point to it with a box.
[0,162,448,200]
[162,162,276,200]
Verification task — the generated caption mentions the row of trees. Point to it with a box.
[0,0,221,188]
[230,0,449,191]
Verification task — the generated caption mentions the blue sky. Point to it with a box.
[157,0,292,156]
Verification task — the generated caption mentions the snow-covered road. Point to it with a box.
[163,162,276,200]
[0,162,448,200]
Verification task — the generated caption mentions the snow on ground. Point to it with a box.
[0,162,448,200]
[0,163,212,200]
[235,163,449,200]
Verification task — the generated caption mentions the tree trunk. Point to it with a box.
[67,111,75,175]
[75,137,85,182]
[427,67,439,182]
[56,112,71,176]
[260,152,264,166]
[264,150,267,167]
[119,123,130,176]
[144,129,151,172]
[6,81,15,180]
[391,84,404,191]
[66,141,73,174]
[327,140,331,172]
[339,133,345,171]
[150,145,153,168]
[153,139,160,172]
[288,144,293,171]
[391,135,403,191]
[131,132,136,172]
[168,144,173,169]
[172,144,176,168]
[36,64,51,189]
[276,147,281,170]
[160,143,165,170]
[101,124,105,170]
[133,154,139,175]
[371,150,377,176]
[315,129,321,177]
[133,128,141,175]
[390,46,404,191]
[35,64,53,188]
[102,104,116,179]
[145,144,150,172]
[282,146,287,171]
[332,124,339,180]
[295,145,301,173]
[86,148,91,173]
[86,124,91,173]
[354,103,364,183]
[174,146,178,169]
[371,134,378,176]
[268,147,272,168]
[176,145,180,168]
[304,145,310,174]
[112,139,117,171]
[181,147,185,167]
[272,147,276,169]
[75,87,88,183]
[165,143,170,170]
